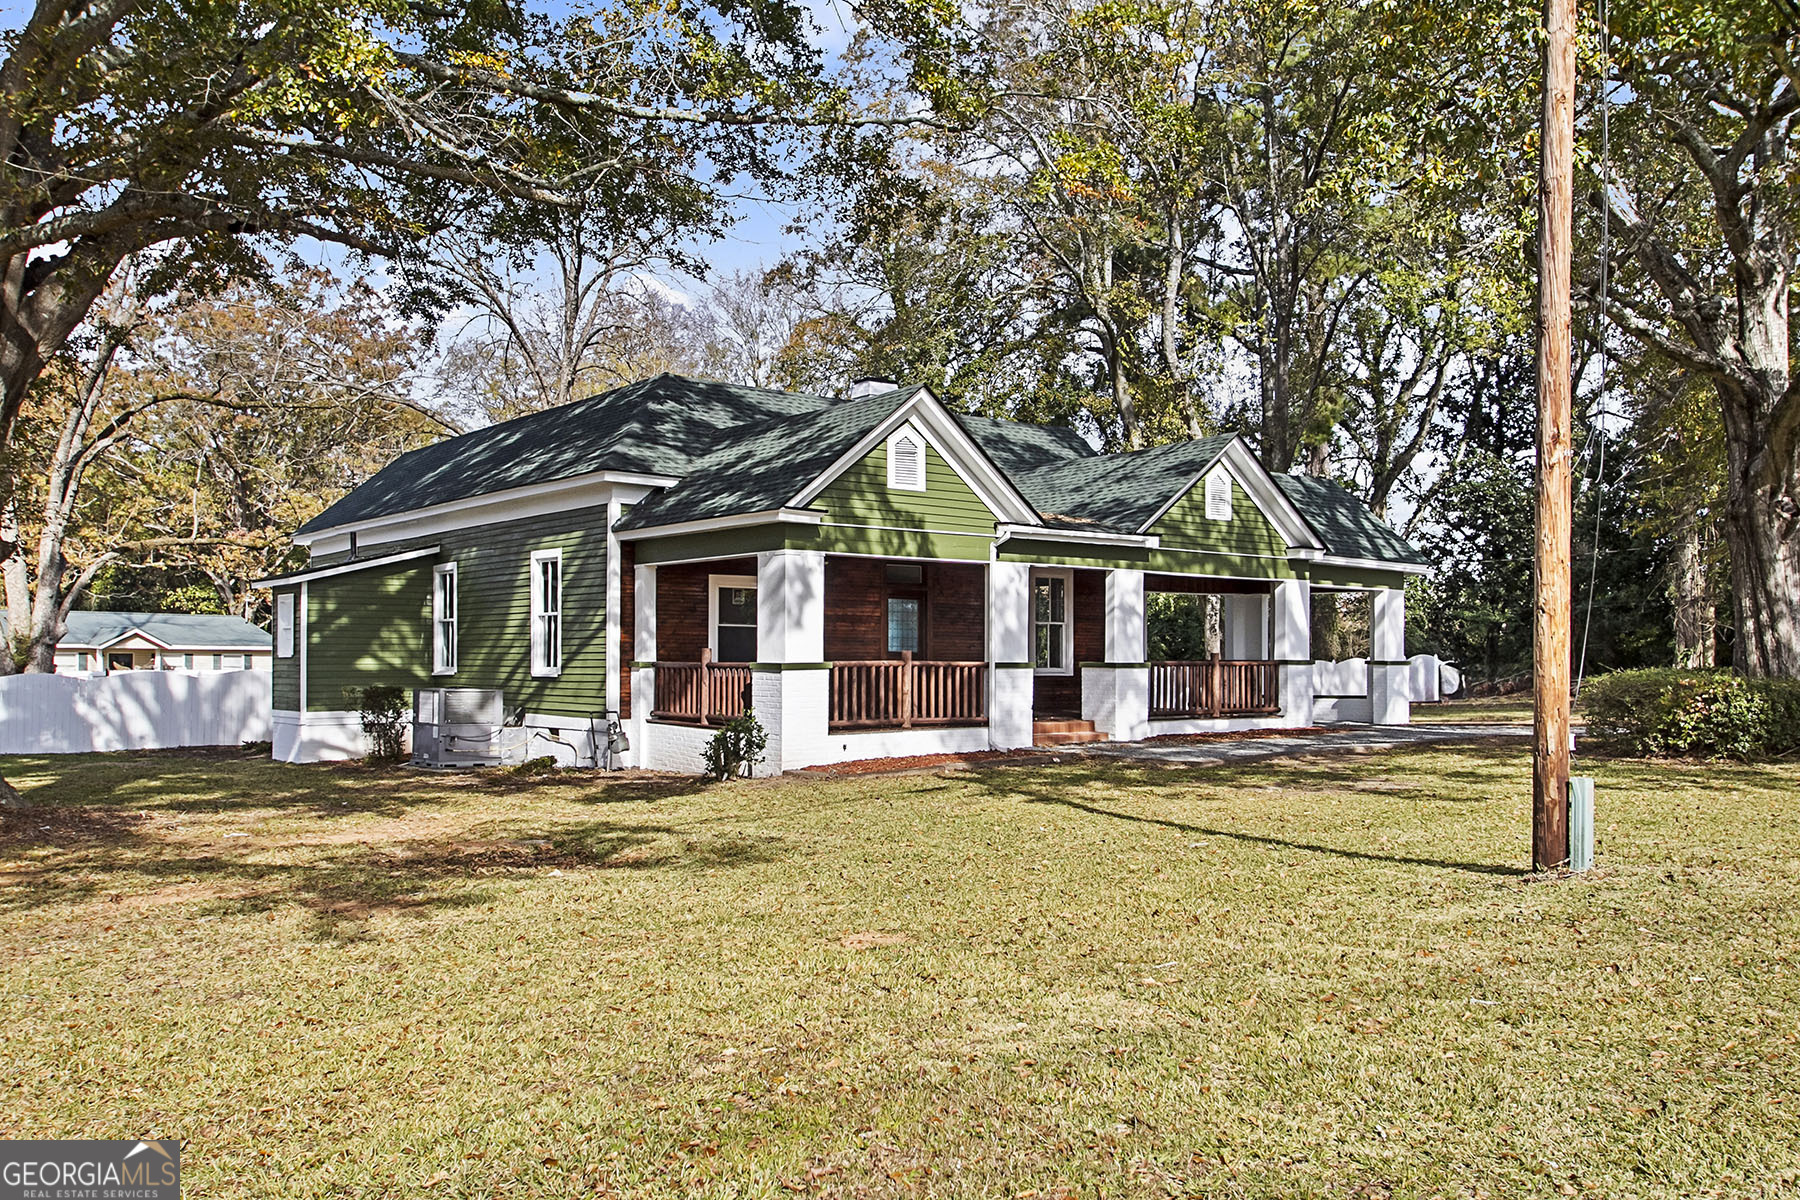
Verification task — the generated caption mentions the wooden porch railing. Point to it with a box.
[830,653,987,730]
[1148,656,1280,718]
[652,649,753,725]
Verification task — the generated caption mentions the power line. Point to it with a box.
[1575,0,1611,698]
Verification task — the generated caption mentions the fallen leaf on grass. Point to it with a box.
[840,931,911,949]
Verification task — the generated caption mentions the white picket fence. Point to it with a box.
[1312,655,1462,701]
[0,670,270,755]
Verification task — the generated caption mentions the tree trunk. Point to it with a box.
[1669,511,1715,668]
[1720,376,1800,677]
[1,500,26,673]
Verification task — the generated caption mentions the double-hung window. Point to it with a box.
[885,562,924,655]
[276,593,296,658]
[530,550,562,677]
[433,563,458,675]
[1032,570,1073,675]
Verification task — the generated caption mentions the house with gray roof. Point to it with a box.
[55,611,272,675]
[257,374,1426,768]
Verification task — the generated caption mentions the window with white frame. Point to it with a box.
[1204,467,1233,521]
[530,550,562,677]
[276,593,295,658]
[433,562,458,675]
[1032,570,1073,674]
[886,427,926,491]
[709,574,758,662]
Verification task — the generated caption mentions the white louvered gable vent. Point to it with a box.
[887,428,926,491]
[1204,467,1233,521]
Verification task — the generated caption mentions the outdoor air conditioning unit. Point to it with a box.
[412,688,528,767]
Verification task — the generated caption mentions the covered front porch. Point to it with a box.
[643,555,991,734]
[627,549,1330,772]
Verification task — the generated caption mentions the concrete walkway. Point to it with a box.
[1073,722,1532,767]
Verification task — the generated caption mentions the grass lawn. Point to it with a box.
[1414,696,1538,725]
[2,743,1796,1198]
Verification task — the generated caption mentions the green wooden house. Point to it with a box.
[258,375,1426,769]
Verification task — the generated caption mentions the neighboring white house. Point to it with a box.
[54,611,272,675]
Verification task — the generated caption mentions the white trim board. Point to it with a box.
[1314,554,1431,578]
[255,546,440,589]
[614,508,823,541]
[294,471,678,550]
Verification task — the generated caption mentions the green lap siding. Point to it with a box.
[1152,478,1289,559]
[1307,563,1413,590]
[434,507,608,718]
[816,440,996,536]
[300,505,610,717]
[306,566,432,709]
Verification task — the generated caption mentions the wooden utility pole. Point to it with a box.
[1533,0,1576,872]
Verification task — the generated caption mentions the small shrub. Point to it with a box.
[507,755,560,776]
[702,710,768,781]
[1585,669,1800,759]
[348,685,409,762]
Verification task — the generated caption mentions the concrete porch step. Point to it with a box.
[1033,719,1109,746]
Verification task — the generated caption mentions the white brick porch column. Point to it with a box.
[1084,569,1148,741]
[1368,586,1410,725]
[988,560,1034,750]
[754,548,829,770]
[631,563,656,763]
[1272,577,1314,726]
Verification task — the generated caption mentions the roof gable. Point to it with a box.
[1151,469,1289,560]
[811,422,998,536]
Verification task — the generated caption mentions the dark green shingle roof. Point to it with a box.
[294,372,1423,572]
[614,387,920,530]
[1012,436,1235,532]
[298,375,832,534]
[958,415,1095,476]
[61,611,270,650]
[1275,475,1428,566]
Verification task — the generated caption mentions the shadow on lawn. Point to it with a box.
[1,817,789,937]
[980,758,1531,878]
[0,749,715,822]
[0,752,788,937]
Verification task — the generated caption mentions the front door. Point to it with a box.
[710,577,758,662]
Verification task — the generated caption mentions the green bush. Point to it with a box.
[702,710,768,781]
[348,685,409,762]
[1584,669,1800,759]
[506,755,560,776]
